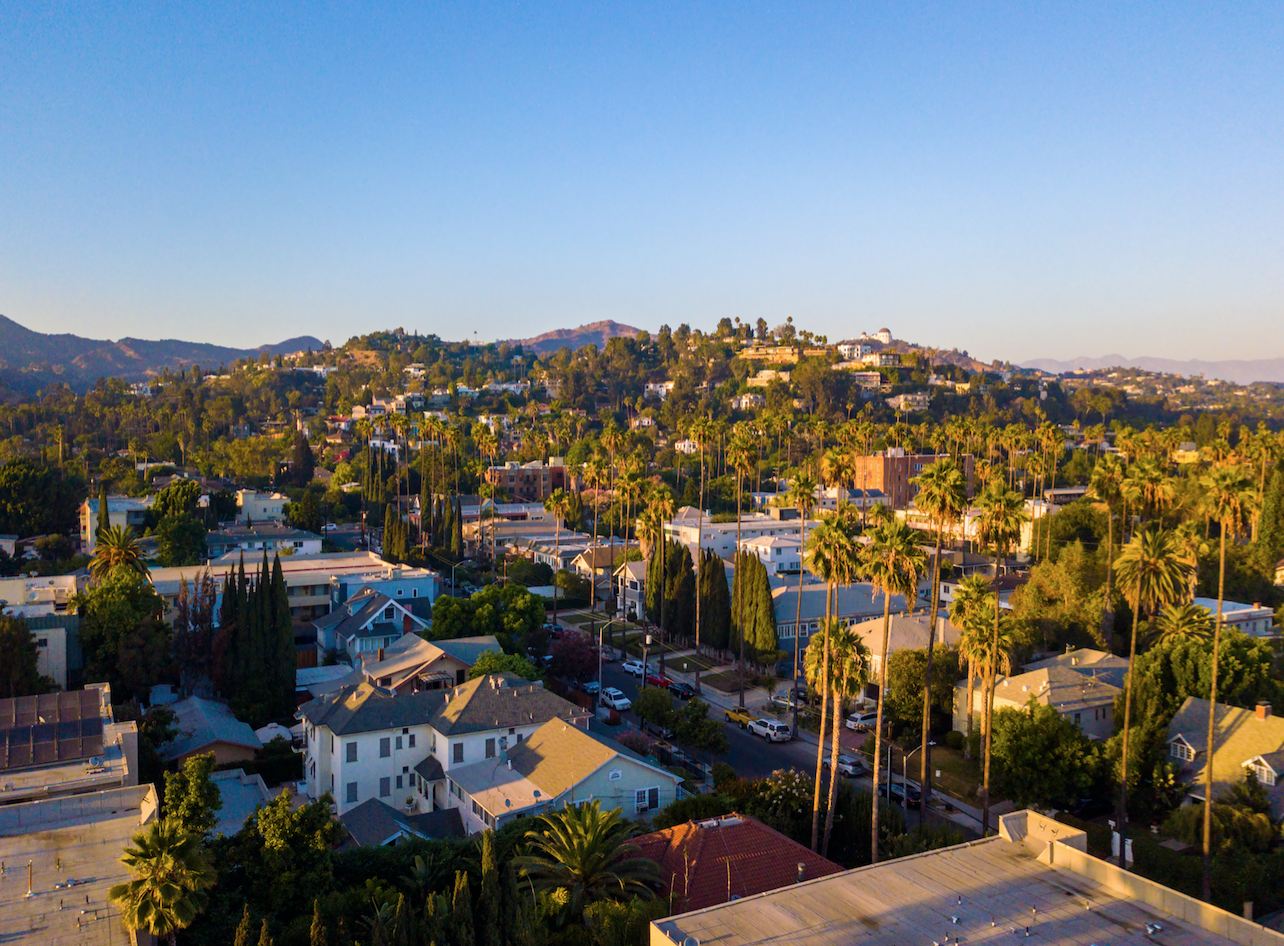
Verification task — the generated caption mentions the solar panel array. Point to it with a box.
[0,690,105,772]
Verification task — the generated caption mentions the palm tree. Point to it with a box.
[865,519,926,863]
[1197,463,1255,899]
[91,525,147,581]
[1152,602,1212,644]
[803,514,859,851]
[949,574,993,759]
[543,488,574,625]
[1113,526,1194,867]
[1089,453,1127,636]
[822,622,871,857]
[646,483,675,675]
[910,458,968,799]
[109,819,216,946]
[512,800,659,917]
[785,468,819,735]
[972,482,1028,836]
[584,455,610,614]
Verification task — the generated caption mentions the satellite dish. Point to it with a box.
[683,939,701,946]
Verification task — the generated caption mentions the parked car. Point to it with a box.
[600,688,631,711]
[822,754,867,777]
[668,682,697,700]
[1070,797,1111,820]
[747,718,792,742]
[724,706,756,728]
[582,681,601,695]
[642,719,675,740]
[622,659,647,677]
[845,711,879,732]
[770,692,803,711]
[600,648,619,663]
[880,781,922,808]
[644,671,673,688]
[323,522,339,532]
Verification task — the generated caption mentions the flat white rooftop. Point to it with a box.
[651,811,1284,946]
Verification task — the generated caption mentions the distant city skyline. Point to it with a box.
[2,4,1281,363]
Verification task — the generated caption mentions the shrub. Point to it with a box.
[711,762,737,789]
[943,730,966,751]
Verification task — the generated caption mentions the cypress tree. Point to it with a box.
[258,918,274,946]
[477,831,502,946]
[234,905,254,946]
[1256,469,1284,570]
[272,554,293,715]
[419,451,430,547]
[309,900,327,946]
[700,548,731,651]
[450,872,475,946]
[441,496,453,550]
[451,497,464,557]
[384,504,397,561]
[666,542,695,642]
[96,483,110,538]
[750,556,777,661]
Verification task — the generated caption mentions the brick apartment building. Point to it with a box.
[849,449,975,508]
[483,459,572,502]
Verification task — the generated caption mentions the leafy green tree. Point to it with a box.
[157,512,208,566]
[468,650,543,682]
[286,491,324,534]
[991,701,1101,808]
[164,752,223,840]
[584,899,670,946]
[672,697,729,757]
[224,792,343,917]
[430,583,545,647]
[291,430,316,486]
[0,615,55,697]
[154,479,203,520]
[109,818,216,946]
[77,569,172,700]
[0,458,79,536]
[883,646,961,734]
[633,686,674,728]
[513,800,660,920]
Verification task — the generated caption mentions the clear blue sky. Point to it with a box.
[2,3,1281,362]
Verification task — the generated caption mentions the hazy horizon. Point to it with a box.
[3,4,1282,363]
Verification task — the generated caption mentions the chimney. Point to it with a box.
[377,648,384,661]
[1256,702,1272,720]
[796,862,806,883]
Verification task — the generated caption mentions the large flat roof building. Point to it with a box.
[651,810,1284,946]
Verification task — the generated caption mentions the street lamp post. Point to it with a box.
[903,741,935,826]
[595,620,624,711]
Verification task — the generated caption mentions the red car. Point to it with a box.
[644,671,673,688]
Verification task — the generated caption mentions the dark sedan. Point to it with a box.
[668,682,698,700]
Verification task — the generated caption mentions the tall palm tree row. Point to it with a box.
[821,622,872,858]
[909,458,968,801]
[948,574,993,759]
[1112,526,1194,867]
[972,482,1028,836]
[864,519,926,863]
[785,468,819,736]
[1196,464,1255,899]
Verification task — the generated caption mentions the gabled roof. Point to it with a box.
[1166,697,1284,816]
[1022,648,1130,689]
[339,798,464,848]
[505,717,674,799]
[298,683,446,736]
[430,674,589,736]
[313,587,426,644]
[628,813,844,912]
[572,546,618,570]
[164,696,261,760]
[360,635,499,690]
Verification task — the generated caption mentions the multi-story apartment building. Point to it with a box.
[78,496,152,553]
[300,673,590,816]
[848,449,975,509]
[662,506,819,562]
[484,459,572,502]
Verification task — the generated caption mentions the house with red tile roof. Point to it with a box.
[627,812,843,913]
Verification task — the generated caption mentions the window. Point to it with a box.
[395,736,403,751]
[408,734,416,748]
[1074,713,1081,725]
[1171,741,1195,762]
[330,734,335,753]
[608,769,622,781]
[380,777,391,797]
[453,743,464,764]
[635,787,660,813]
[346,741,358,763]
[330,774,335,793]
[346,782,358,804]
[396,775,403,790]
[397,588,404,596]
[485,738,496,759]
[413,588,418,598]
[1247,762,1277,787]
[380,737,391,758]
[516,733,523,744]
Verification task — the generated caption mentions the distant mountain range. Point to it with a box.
[0,314,322,396]
[1019,354,1284,386]
[504,320,643,354]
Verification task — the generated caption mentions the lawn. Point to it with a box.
[699,671,745,693]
